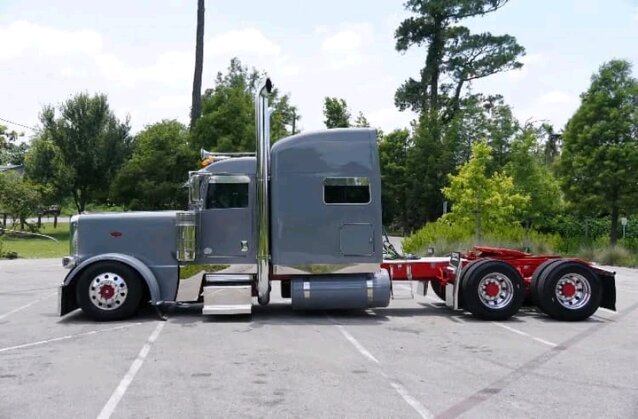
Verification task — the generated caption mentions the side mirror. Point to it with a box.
[188,171,209,210]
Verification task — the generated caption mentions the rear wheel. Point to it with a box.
[430,281,446,301]
[461,260,525,320]
[76,262,143,321]
[530,258,563,307]
[536,260,601,321]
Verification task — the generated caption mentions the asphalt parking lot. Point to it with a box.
[1,259,637,419]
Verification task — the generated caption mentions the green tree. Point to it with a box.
[443,93,517,169]
[110,120,197,210]
[23,135,72,205]
[394,0,524,117]
[405,114,452,229]
[394,1,524,228]
[442,141,528,241]
[323,97,351,128]
[379,129,411,232]
[354,111,370,128]
[0,172,43,230]
[505,129,562,230]
[559,59,638,245]
[192,58,298,152]
[0,125,28,165]
[39,93,132,213]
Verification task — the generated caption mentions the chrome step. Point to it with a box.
[202,274,253,315]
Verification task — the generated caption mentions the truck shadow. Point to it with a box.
[164,301,478,326]
[55,304,162,324]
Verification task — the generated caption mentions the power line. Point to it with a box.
[0,116,37,131]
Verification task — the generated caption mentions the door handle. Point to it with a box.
[240,240,249,252]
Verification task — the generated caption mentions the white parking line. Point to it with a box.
[0,323,143,353]
[330,318,433,419]
[0,291,56,320]
[97,322,165,419]
[335,324,381,365]
[492,322,557,347]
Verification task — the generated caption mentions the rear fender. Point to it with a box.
[60,253,162,316]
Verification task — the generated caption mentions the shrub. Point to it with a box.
[402,220,561,256]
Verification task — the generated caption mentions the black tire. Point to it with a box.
[76,261,143,321]
[430,280,446,301]
[536,260,601,321]
[530,258,563,307]
[461,260,525,321]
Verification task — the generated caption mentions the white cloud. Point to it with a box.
[322,30,362,52]
[367,108,416,132]
[147,94,190,111]
[320,23,374,69]
[207,28,281,57]
[0,20,103,61]
[507,53,545,81]
[538,90,577,106]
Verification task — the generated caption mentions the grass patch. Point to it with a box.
[1,223,70,259]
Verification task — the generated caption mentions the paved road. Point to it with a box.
[1,259,637,418]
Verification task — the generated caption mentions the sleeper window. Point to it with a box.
[324,177,370,204]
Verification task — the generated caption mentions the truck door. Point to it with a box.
[199,174,254,261]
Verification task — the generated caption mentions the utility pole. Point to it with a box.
[291,109,296,135]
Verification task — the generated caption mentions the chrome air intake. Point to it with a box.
[256,78,273,305]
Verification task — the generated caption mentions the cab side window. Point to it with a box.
[206,177,249,209]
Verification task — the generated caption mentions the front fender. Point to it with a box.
[61,254,163,315]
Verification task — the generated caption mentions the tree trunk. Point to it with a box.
[610,205,619,246]
[190,0,205,131]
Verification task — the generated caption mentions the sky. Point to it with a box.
[1,0,638,138]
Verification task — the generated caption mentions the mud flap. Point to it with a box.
[599,274,616,311]
[58,284,78,316]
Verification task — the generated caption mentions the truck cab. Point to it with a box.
[58,79,392,320]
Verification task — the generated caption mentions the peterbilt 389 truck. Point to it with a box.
[58,78,616,322]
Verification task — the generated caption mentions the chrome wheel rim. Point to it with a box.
[555,273,591,310]
[477,273,514,309]
[88,272,128,311]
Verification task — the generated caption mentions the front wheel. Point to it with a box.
[461,260,525,321]
[76,262,143,321]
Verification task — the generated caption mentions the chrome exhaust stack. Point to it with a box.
[255,78,273,305]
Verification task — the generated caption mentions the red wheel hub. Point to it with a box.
[99,284,115,300]
[484,282,500,298]
[561,282,576,298]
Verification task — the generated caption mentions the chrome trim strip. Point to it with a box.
[208,175,250,184]
[176,267,204,302]
[303,281,310,300]
[324,177,370,186]
[256,78,273,305]
[273,263,380,275]
[366,279,374,303]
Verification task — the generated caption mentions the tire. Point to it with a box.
[76,261,143,321]
[536,260,601,321]
[430,281,446,301]
[530,258,563,307]
[461,260,525,321]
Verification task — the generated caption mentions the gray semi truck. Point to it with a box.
[58,79,393,320]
